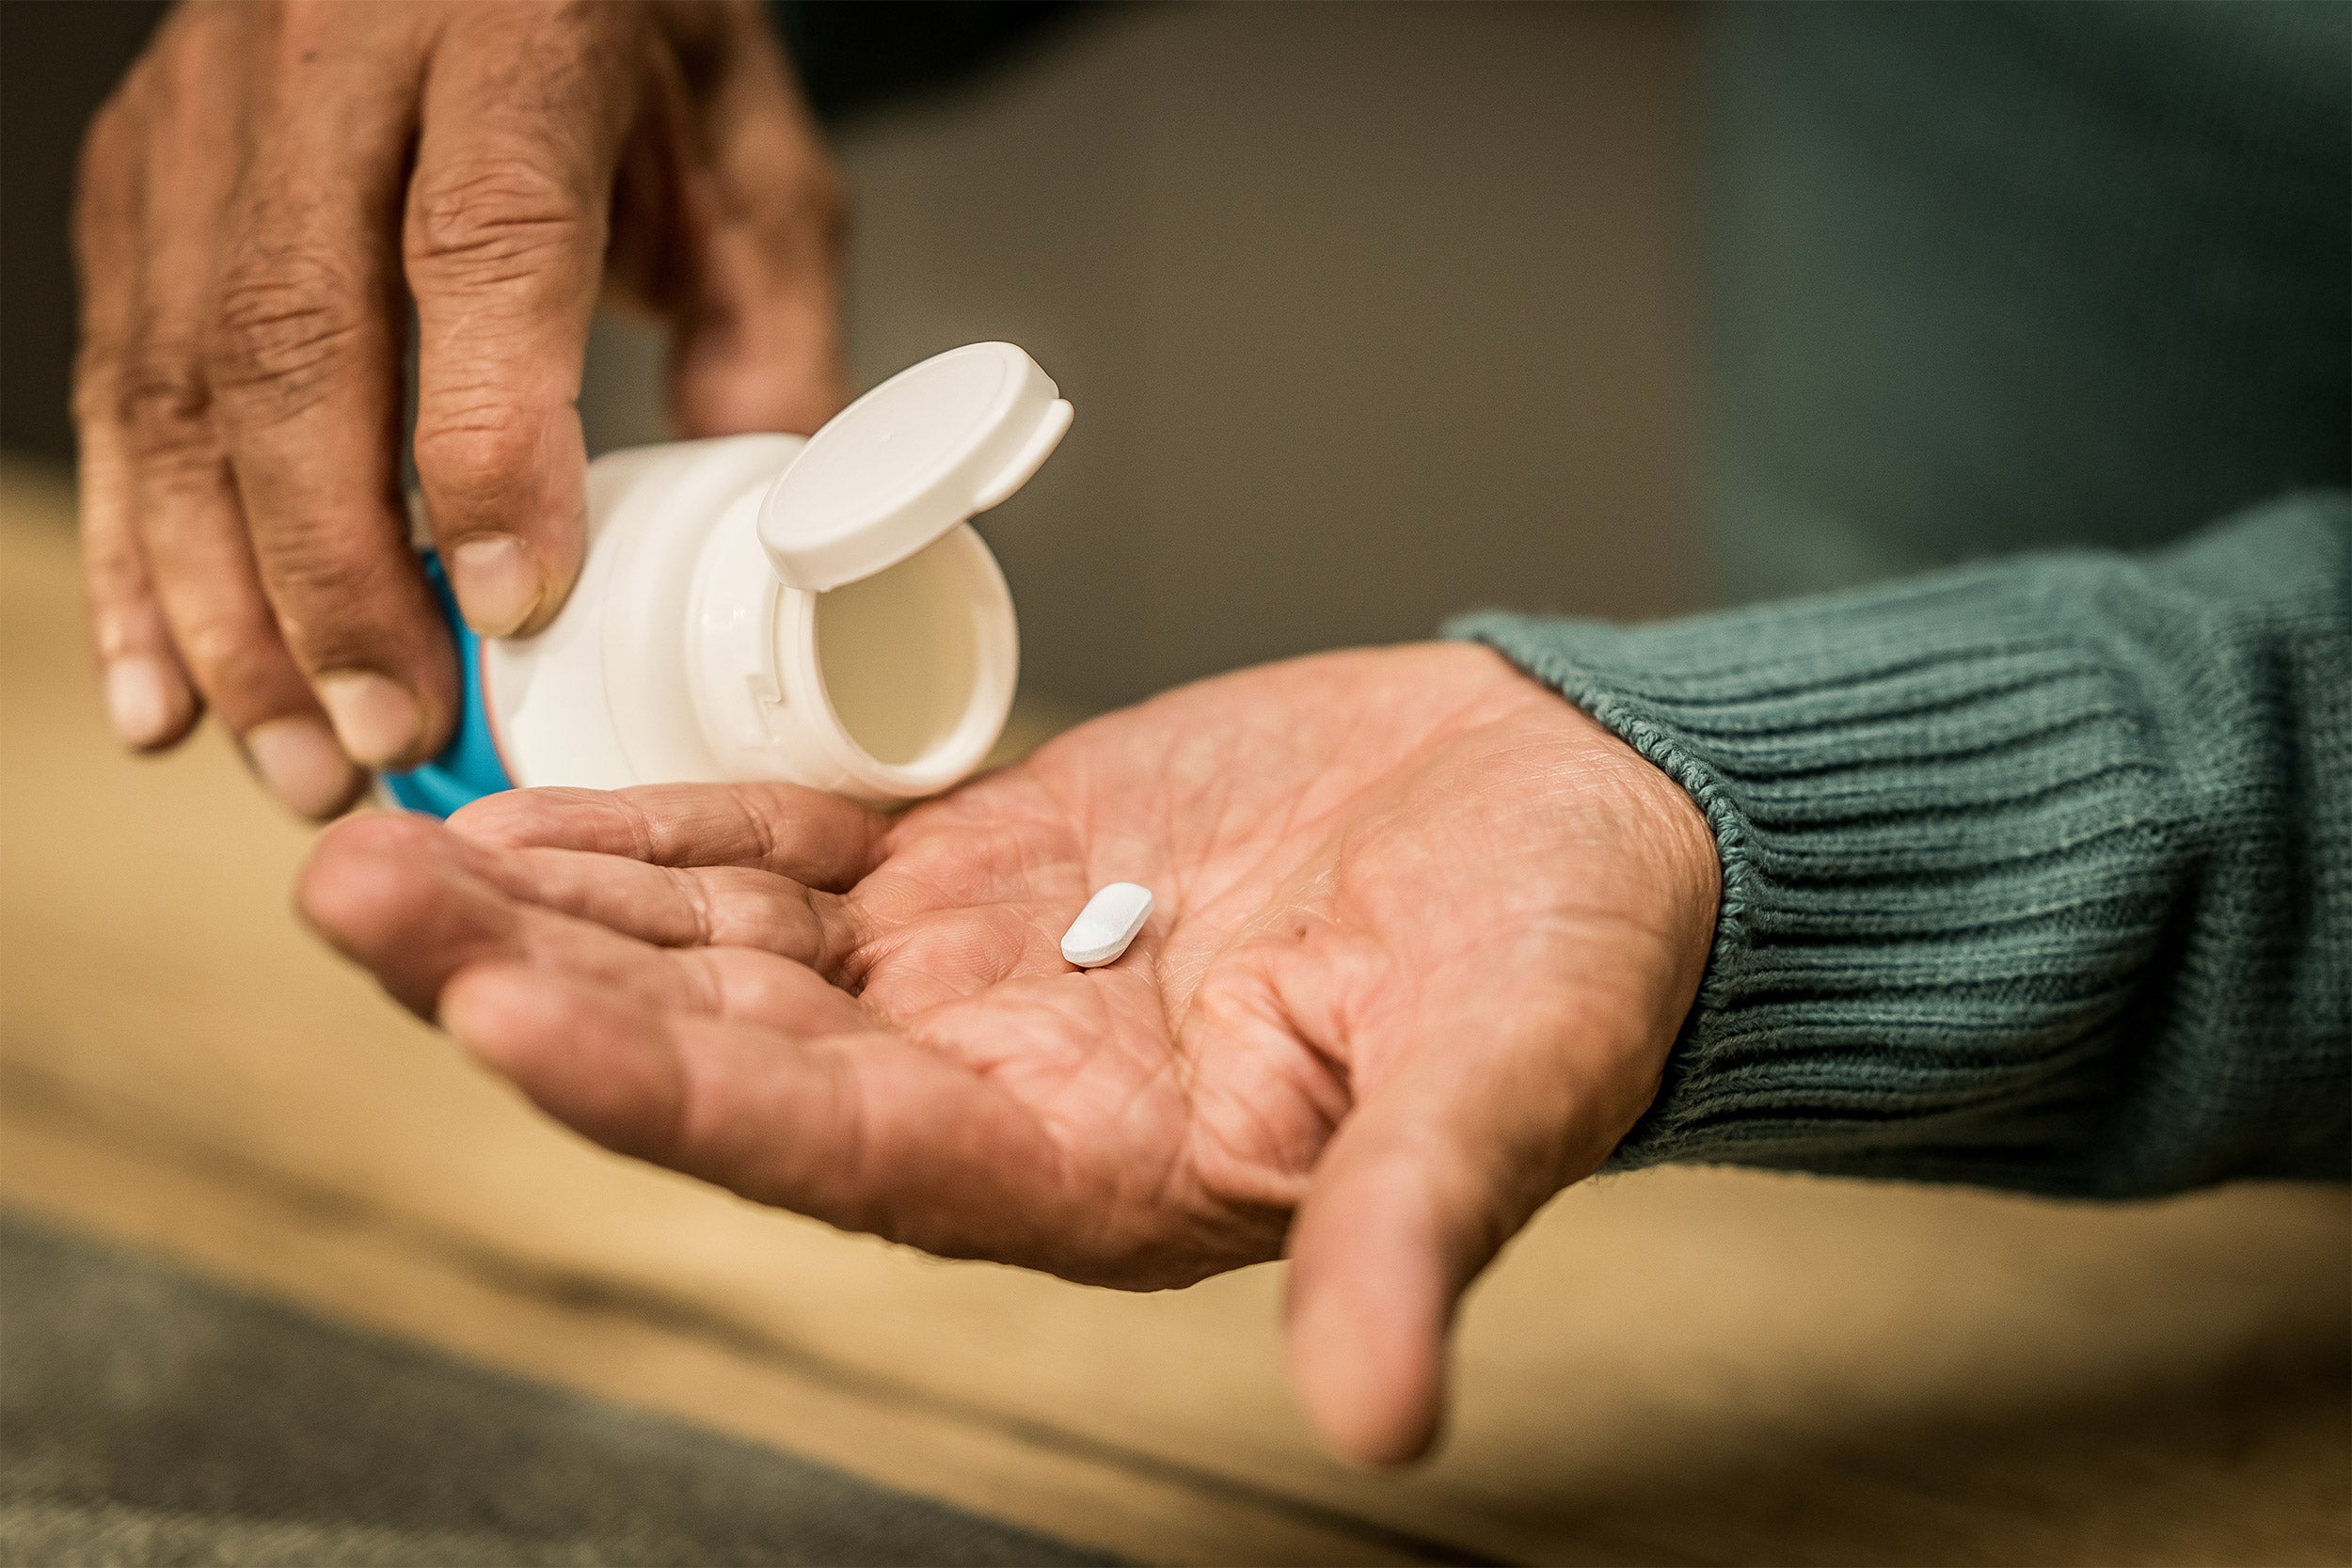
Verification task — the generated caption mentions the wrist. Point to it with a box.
[1444,551,2227,1193]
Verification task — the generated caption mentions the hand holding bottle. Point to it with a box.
[72,0,847,816]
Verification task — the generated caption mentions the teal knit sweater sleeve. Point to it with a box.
[1450,494,2351,1197]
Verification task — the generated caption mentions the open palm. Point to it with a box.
[304,642,1717,1461]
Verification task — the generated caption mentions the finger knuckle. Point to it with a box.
[117,341,221,467]
[405,156,597,288]
[72,344,121,426]
[78,533,154,639]
[208,245,370,419]
[253,527,393,627]
[412,412,543,512]
[176,605,285,694]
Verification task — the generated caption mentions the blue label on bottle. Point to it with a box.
[381,552,516,817]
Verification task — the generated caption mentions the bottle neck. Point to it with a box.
[685,506,1020,807]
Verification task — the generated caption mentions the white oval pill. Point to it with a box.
[1061,882,1153,968]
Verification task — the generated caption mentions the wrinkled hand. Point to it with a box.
[301,645,1719,1463]
[75,0,846,816]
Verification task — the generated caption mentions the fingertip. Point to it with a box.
[298,807,521,1020]
[246,713,366,820]
[1282,1122,1479,1466]
[437,961,545,1063]
[103,656,199,752]
[296,809,450,949]
[1283,1245,1451,1467]
[445,532,548,638]
[316,670,428,770]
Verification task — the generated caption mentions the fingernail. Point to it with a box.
[103,657,188,750]
[246,715,362,819]
[448,533,544,637]
[317,671,422,768]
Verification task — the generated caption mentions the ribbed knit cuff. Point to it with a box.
[1449,554,2227,1194]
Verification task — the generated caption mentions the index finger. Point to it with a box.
[403,3,642,642]
[439,963,1078,1268]
[449,783,890,893]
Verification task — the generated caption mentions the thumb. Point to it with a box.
[662,24,848,437]
[1281,996,1658,1465]
[665,156,848,437]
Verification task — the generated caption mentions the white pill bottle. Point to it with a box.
[385,342,1070,816]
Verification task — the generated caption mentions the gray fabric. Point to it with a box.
[0,1211,1118,1567]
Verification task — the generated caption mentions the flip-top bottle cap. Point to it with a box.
[757,342,1073,592]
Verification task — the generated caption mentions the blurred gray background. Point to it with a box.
[4,2,1701,714]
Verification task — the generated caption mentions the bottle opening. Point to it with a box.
[814,533,987,768]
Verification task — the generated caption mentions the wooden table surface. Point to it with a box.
[3,459,2345,1566]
